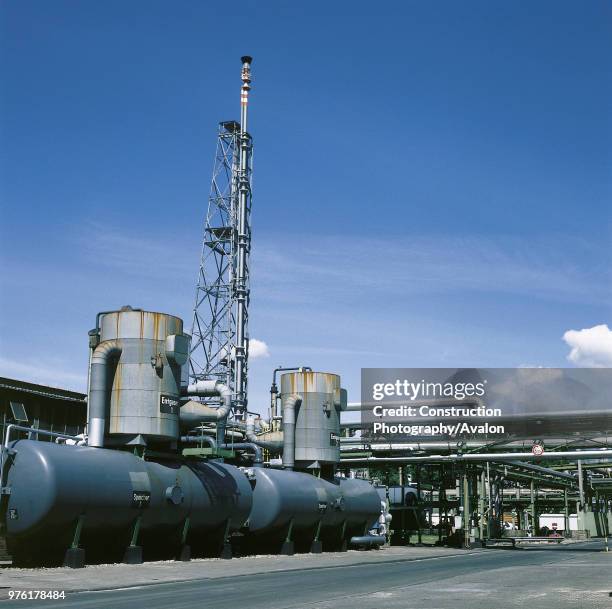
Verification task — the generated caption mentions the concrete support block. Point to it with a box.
[177,544,191,562]
[220,543,232,560]
[123,546,143,564]
[63,548,85,569]
[280,541,295,556]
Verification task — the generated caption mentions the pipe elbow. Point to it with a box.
[283,394,302,421]
[91,339,122,365]
[282,394,302,470]
[214,381,232,421]
[183,380,232,421]
[88,340,122,448]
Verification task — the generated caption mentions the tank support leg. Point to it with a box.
[123,515,143,564]
[339,520,348,552]
[63,514,86,568]
[310,520,322,554]
[220,519,232,559]
[281,519,295,556]
[177,517,191,562]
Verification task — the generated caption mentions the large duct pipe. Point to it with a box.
[88,340,122,448]
[282,394,302,470]
[183,380,232,444]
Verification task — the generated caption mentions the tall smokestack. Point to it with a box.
[240,56,252,133]
[234,55,253,418]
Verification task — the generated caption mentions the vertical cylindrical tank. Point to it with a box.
[280,371,346,469]
[95,308,190,445]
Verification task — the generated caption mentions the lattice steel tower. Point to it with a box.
[189,56,253,418]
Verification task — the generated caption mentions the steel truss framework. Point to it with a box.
[189,119,253,414]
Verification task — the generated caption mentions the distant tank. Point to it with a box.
[244,468,381,553]
[280,371,347,475]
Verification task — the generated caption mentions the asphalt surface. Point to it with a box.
[1,541,610,609]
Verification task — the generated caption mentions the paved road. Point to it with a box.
[2,541,610,609]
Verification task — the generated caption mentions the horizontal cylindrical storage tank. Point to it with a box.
[94,308,190,445]
[246,468,380,550]
[4,440,252,565]
[281,371,345,468]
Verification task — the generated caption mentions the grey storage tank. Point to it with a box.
[4,439,252,566]
[88,307,190,448]
[245,468,381,553]
[280,371,346,471]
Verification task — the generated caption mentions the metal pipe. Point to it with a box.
[234,55,253,419]
[462,471,469,547]
[507,461,576,481]
[183,380,232,444]
[282,394,302,470]
[530,480,536,535]
[180,435,217,450]
[577,459,585,508]
[180,434,261,466]
[340,449,612,464]
[349,535,385,547]
[564,487,569,537]
[270,366,312,420]
[88,339,122,448]
[339,436,612,450]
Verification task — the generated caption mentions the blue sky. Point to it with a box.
[1,1,611,414]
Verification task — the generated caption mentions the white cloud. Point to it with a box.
[563,325,612,368]
[249,338,270,359]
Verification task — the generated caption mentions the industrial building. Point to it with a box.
[0,377,86,443]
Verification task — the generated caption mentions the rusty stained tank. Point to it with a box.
[94,308,190,445]
[280,371,347,469]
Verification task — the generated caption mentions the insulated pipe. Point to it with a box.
[88,339,122,448]
[349,535,385,548]
[282,394,302,470]
[183,380,232,444]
